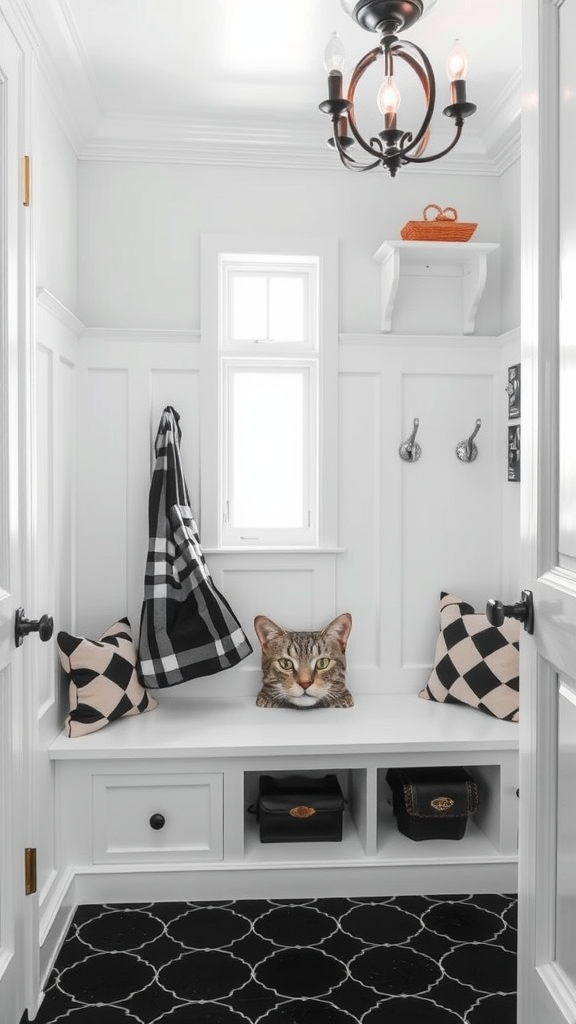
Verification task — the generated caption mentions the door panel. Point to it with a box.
[520,0,576,1021]
[556,681,576,987]
[0,12,27,1023]
[558,0,576,570]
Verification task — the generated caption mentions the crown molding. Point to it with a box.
[18,0,101,153]
[76,115,520,176]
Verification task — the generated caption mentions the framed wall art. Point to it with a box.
[508,424,521,482]
[506,363,521,419]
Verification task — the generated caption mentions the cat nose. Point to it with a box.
[298,676,313,690]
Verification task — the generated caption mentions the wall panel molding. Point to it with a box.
[82,327,200,343]
[339,332,513,349]
[36,286,84,336]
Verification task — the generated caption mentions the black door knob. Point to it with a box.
[14,608,54,647]
[149,813,166,830]
[486,590,534,635]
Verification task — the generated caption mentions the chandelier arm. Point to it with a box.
[388,39,435,156]
[412,127,430,159]
[339,150,388,171]
[346,46,395,159]
[401,120,464,163]
[331,125,385,171]
[345,38,437,161]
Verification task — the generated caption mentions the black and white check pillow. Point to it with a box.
[419,592,520,721]
[57,618,158,737]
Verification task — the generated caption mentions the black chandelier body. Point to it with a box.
[319,0,476,177]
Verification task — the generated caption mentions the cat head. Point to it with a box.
[254,613,353,710]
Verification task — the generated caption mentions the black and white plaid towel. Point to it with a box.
[137,406,252,688]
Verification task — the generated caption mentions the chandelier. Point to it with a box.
[319,0,476,176]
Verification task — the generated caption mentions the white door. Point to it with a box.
[0,13,35,1024]
[518,1,576,1021]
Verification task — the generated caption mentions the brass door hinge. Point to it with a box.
[22,155,31,207]
[24,847,37,895]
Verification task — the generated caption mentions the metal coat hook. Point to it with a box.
[399,418,422,462]
[456,418,482,462]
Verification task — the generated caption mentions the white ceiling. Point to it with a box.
[25,0,522,174]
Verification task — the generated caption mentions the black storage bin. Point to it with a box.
[386,767,479,841]
[254,774,345,843]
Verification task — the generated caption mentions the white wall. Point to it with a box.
[77,162,509,335]
[33,85,78,312]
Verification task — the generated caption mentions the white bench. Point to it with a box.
[49,693,519,904]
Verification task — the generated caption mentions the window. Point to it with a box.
[221,255,317,348]
[201,235,338,550]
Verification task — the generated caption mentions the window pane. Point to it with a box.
[230,370,305,529]
[231,275,267,340]
[269,276,306,341]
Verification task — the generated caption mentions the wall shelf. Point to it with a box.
[373,240,500,335]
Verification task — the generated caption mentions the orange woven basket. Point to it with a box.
[400,204,477,242]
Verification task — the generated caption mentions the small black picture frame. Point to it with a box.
[506,363,521,419]
[508,425,521,482]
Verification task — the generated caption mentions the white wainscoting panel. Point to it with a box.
[35,289,80,975]
[150,368,201,511]
[196,552,340,698]
[77,367,130,637]
[339,334,514,694]
[400,370,499,671]
[75,330,518,699]
[35,342,56,710]
[77,334,201,636]
[338,372,383,681]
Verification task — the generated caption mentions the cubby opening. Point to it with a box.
[376,764,511,861]
[242,768,368,863]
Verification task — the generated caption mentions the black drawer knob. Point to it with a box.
[149,813,166,830]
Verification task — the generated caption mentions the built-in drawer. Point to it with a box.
[92,772,223,864]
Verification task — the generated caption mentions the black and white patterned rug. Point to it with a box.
[33,895,517,1023]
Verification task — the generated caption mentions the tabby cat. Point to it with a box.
[254,613,353,709]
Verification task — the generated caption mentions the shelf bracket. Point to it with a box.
[373,240,499,335]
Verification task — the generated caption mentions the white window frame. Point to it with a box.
[200,234,338,551]
[221,254,318,350]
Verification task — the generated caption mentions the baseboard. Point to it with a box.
[39,868,77,990]
[67,859,518,905]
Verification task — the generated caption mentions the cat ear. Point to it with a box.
[254,615,286,650]
[322,613,352,651]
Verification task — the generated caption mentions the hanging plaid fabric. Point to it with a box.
[137,406,252,688]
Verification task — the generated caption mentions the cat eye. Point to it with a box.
[316,657,331,670]
[278,658,294,671]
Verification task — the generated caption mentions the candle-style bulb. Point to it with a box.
[323,32,346,74]
[377,76,401,120]
[447,39,469,82]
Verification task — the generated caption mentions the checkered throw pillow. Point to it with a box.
[419,592,520,721]
[58,618,159,737]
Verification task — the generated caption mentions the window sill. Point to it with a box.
[202,546,346,555]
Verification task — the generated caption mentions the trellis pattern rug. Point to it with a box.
[32,895,517,1023]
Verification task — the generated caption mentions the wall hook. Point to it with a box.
[456,418,482,462]
[399,418,422,462]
